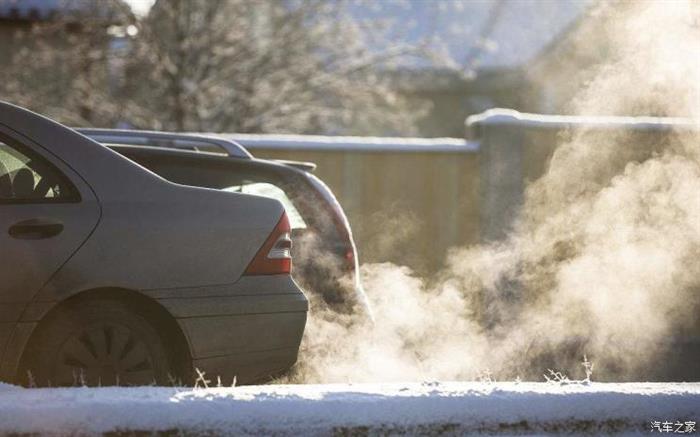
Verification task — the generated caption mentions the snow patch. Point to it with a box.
[0,382,697,435]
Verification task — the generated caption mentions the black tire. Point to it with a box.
[19,299,173,387]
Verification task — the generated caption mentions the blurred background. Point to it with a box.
[0,0,600,135]
[0,0,635,275]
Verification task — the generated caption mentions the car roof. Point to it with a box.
[76,128,253,159]
[0,101,163,200]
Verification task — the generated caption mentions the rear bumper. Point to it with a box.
[193,346,301,384]
[151,275,308,384]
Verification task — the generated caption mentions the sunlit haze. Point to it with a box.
[124,0,154,16]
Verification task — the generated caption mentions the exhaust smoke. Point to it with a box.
[291,0,700,383]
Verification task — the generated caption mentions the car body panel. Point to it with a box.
[35,184,282,297]
[103,144,369,316]
[0,116,102,363]
[0,201,101,304]
[0,322,35,381]
[194,347,300,383]
[150,275,307,383]
[0,102,308,384]
[0,102,285,296]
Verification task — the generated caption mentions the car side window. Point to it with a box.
[0,139,79,203]
[225,182,308,230]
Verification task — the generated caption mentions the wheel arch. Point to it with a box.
[16,287,193,384]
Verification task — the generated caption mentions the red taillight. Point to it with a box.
[243,212,292,275]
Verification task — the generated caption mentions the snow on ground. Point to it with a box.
[0,381,697,435]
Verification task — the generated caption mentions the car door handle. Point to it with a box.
[8,218,64,240]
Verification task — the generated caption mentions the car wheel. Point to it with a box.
[20,299,173,387]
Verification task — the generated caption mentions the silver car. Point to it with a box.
[0,101,308,386]
[76,128,371,319]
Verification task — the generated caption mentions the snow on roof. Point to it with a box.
[0,0,122,21]
[0,0,62,19]
[217,133,479,153]
[0,381,697,434]
[466,108,700,138]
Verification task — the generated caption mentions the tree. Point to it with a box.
[0,0,135,127]
[125,0,426,135]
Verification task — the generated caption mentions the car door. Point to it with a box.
[0,128,100,357]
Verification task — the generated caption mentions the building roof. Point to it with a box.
[353,0,590,72]
[0,0,126,21]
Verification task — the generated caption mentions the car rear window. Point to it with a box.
[224,182,307,230]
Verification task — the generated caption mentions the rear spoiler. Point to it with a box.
[274,159,317,172]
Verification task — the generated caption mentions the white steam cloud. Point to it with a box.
[290,0,700,383]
